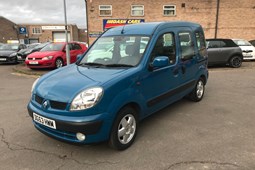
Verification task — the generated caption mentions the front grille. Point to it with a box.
[242,50,253,53]
[34,94,67,110]
[35,94,43,104]
[28,58,41,60]
[50,100,67,110]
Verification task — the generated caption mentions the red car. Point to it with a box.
[25,42,87,69]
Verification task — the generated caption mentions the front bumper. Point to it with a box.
[0,56,17,63]
[242,52,255,60]
[25,59,55,68]
[27,101,112,144]
[17,54,27,62]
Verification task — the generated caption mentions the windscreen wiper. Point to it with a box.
[78,62,105,67]
[105,64,134,67]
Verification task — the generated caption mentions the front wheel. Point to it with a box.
[229,56,242,68]
[188,78,205,102]
[109,106,138,150]
[55,58,63,68]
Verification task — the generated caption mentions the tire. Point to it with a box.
[109,106,138,150]
[55,58,63,68]
[229,56,242,68]
[188,78,205,102]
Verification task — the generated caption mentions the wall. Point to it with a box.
[86,0,255,44]
[0,17,18,43]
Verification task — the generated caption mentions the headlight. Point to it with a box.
[10,53,17,57]
[42,56,53,60]
[70,87,103,111]
[31,78,39,93]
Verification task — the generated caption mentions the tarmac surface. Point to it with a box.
[0,61,255,170]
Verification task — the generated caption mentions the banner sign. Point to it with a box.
[42,26,66,30]
[89,31,103,38]
[19,27,27,34]
[103,19,145,30]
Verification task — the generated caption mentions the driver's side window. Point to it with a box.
[150,33,176,64]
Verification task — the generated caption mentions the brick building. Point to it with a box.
[0,16,88,44]
[17,24,81,44]
[0,16,18,43]
[86,0,255,44]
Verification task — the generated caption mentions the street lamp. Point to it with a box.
[63,0,70,65]
[85,0,89,45]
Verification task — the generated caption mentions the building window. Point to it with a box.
[163,5,176,16]
[131,5,144,16]
[32,27,42,34]
[99,5,112,16]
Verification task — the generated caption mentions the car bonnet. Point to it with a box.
[34,64,128,103]
[0,50,16,56]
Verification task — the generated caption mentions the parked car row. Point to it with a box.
[1,37,254,70]
[0,43,27,63]
[17,42,50,62]
[0,42,87,69]
[206,38,255,68]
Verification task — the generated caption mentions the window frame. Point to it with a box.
[32,27,42,34]
[131,5,144,16]
[163,5,176,16]
[150,32,176,65]
[195,32,206,57]
[178,31,195,60]
[99,5,112,16]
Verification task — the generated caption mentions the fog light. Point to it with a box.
[76,132,86,141]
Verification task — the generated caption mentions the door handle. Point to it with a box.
[181,65,186,74]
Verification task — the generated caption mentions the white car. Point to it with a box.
[233,39,255,60]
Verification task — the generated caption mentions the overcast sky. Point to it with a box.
[0,0,87,28]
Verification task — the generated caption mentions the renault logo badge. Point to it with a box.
[42,100,48,109]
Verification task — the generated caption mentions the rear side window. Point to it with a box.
[179,32,195,60]
[73,43,82,50]
[195,32,206,57]
[207,41,221,48]
[222,40,238,47]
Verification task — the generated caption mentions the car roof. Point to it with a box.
[103,21,202,36]
[206,38,233,41]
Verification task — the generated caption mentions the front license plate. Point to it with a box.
[29,61,38,64]
[17,56,22,60]
[244,55,252,58]
[33,112,56,129]
[0,58,6,61]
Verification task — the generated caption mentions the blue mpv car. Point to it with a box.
[28,22,208,150]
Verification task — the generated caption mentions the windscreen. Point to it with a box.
[40,43,64,52]
[0,44,19,51]
[233,40,252,46]
[80,35,150,67]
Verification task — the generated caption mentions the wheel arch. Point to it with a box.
[200,74,207,85]
[228,53,243,63]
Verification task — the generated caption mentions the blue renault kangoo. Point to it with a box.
[27,21,209,150]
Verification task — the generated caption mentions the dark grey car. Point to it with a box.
[206,39,243,68]
[0,43,27,64]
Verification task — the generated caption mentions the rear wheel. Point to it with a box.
[188,78,205,102]
[229,56,242,68]
[55,58,63,68]
[109,106,138,150]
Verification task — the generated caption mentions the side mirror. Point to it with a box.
[150,56,169,70]
[76,54,83,64]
